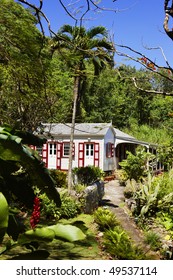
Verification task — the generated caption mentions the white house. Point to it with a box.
[34,123,116,172]
[33,122,160,172]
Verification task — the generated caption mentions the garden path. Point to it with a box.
[102,179,160,259]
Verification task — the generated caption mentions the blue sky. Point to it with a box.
[20,0,173,68]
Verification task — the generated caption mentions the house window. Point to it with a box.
[63,142,75,157]
[63,142,70,156]
[85,143,94,156]
[49,143,56,155]
[106,142,114,158]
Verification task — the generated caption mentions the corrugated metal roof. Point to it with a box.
[37,123,156,147]
[40,123,113,136]
[114,128,135,139]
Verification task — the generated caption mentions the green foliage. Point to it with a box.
[0,125,61,208]
[133,173,160,217]
[49,169,67,188]
[156,212,173,231]
[93,208,148,259]
[34,187,80,220]
[0,0,51,130]
[119,147,154,182]
[17,223,86,244]
[124,179,139,198]
[132,170,173,218]
[59,192,80,219]
[144,231,161,250]
[157,144,173,171]
[74,184,86,194]
[94,207,119,231]
[48,223,86,242]
[103,226,138,260]
[0,192,9,243]
[73,166,104,185]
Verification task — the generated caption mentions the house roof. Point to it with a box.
[37,123,156,148]
[114,128,157,148]
[39,123,115,137]
[114,128,135,140]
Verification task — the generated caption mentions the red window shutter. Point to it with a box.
[78,143,84,167]
[106,142,111,158]
[111,143,114,157]
[57,142,62,169]
[94,143,99,167]
[42,143,48,167]
[106,142,114,158]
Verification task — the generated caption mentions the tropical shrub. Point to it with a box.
[59,191,81,219]
[103,226,144,260]
[133,173,160,217]
[49,169,67,188]
[34,187,81,221]
[73,166,104,185]
[119,146,154,182]
[0,125,61,208]
[132,171,173,218]
[93,208,148,259]
[124,179,139,198]
[94,207,119,231]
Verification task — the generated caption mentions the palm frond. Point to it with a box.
[87,26,108,39]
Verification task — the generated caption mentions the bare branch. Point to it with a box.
[132,77,173,96]
[115,43,173,82]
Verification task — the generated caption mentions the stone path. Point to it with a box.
[102,180,160,259]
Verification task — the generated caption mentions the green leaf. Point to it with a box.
[0,136,61,207]
[0,192,9,243]
[18,227,55,244]
[48,223,86,242]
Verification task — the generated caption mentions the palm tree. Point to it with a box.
[51,24,115,191]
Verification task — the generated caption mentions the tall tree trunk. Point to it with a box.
[67,74,80,193]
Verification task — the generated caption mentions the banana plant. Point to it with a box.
[0,125,61,207]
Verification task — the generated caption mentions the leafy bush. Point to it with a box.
[104,226,147,260]
[73,166,104,185]
[34,188,81,220]
[133,173,160,217]
[59,192,81,219]
[49,169,67,188]
[115,169,128,186]
[35,191,61,221]
[124,179,139,198]
[94,207,119,231]
[144,231,161,251]
[132,171,173,218]
[119,147,154,182]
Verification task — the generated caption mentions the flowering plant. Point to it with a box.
[30,197,40,229]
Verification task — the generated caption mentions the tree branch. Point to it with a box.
[132,77,173,96]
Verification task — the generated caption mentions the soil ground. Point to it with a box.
[102,179,160,259]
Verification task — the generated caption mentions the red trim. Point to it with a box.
[42,143,48,168]
[111,143,114,157]
[94,143,100,167]
[57,142,62,169]
[72,143,75,157]
[106,142,114,158]
[78,143,84,167]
